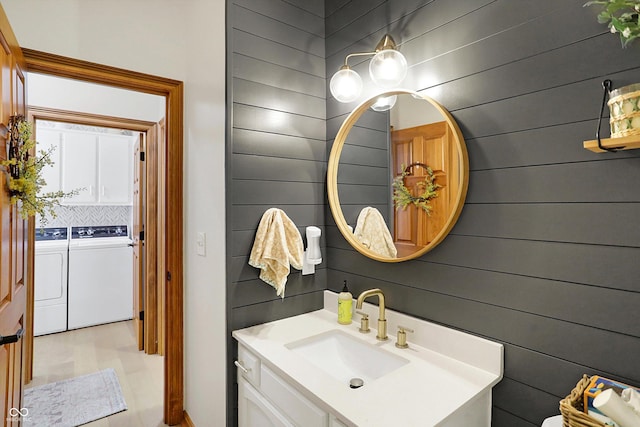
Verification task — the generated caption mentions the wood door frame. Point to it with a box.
[22,50,184,425]
[132,134,146,352]
[27,106,160,357]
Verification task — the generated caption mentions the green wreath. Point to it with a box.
[0,115,79,224]
[392,163,441,215]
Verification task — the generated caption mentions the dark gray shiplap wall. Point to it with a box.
[325,1,640,427]
[226,0,326,425]
[337,108,391,227]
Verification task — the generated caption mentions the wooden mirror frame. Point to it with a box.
[327,89,469,262]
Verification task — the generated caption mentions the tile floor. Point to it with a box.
[28,320,165,426]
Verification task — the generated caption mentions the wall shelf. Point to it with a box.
[583,134,640,153]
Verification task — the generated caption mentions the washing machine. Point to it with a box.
[68,225,133,330]
[34,227,69,336]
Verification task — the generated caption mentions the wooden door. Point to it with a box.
[0,6,27,425]
[144,126,158,355]
[156,119,166,356]
[132,136,145,351]
[392,121,455,256]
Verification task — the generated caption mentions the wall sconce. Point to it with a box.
[302,226,322,275]
[329,34,408,103]
[371,94,397,111]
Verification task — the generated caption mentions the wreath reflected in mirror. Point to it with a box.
[392,162,441,215]
[1,115,78,225]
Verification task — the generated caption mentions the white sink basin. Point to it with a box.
[285,329,408,384]
[234,293,504,426]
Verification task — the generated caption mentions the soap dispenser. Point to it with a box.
[338,280,353,325]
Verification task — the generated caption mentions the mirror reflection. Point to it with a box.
[328,90,469,262]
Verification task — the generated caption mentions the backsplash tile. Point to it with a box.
[38,205,132,230]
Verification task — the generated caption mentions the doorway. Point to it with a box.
[29,106,163,353]
[22,49,185,425]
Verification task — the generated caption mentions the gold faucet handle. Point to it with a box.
[355,310,370,333]
[395,325,414,349]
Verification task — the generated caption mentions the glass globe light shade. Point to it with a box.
[330,68,363,103]
[370,95,397,112]
[369,49,408,88]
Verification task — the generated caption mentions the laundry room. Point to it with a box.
[30,72,166,342]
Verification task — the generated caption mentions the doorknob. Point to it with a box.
[0,328,24,346]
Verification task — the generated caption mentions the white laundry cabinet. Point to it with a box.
[36,127,135,205]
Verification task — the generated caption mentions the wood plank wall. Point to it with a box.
[226,0,326,425]
[337,108,391,228]
[325,1,640,426]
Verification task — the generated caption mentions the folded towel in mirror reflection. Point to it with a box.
[249,208,304,298]
[354,207,397,258]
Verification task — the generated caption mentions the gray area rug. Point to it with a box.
[23,368,127,426]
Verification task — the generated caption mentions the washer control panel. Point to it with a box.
[35,227,69,241]
[71,225,128,239]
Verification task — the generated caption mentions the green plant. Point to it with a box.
[585,0,640,47]
[392,163,440,215]
[1,115,79,224]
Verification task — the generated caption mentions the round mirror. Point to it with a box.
[328,89,469,262]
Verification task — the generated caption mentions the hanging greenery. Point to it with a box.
[1,115,78,224]
[584,0,640,47]
[392,163,441,215]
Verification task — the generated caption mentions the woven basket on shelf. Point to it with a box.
[608,83,640,138]
[559,375,606,427]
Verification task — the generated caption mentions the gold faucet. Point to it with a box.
[355,288,387,341]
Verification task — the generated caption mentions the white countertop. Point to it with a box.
[233,291,503,427]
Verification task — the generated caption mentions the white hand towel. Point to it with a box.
[354,207,397,258]
[248,208,304,298]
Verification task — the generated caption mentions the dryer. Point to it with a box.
[68,225,133,330]
[34,227,69,336]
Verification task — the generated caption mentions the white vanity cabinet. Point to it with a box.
[233,293,504,427]
[238,377,294,427]
[236,344,348,427]
[58,131,134,205]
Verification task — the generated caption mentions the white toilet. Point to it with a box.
[541,415,562,427]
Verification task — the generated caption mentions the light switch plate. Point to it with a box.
[196,232,206,256]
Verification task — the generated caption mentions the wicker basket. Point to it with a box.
[608,83,640,138]
[559,375,606,427]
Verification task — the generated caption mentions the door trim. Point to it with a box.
[28,106,157,132]
[22,49,184,425]
[27,106,161,356]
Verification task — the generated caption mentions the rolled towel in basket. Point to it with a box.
[594,388,640,427]
[621,388,640,416]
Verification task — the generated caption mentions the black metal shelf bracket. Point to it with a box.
[596,79,624,152]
